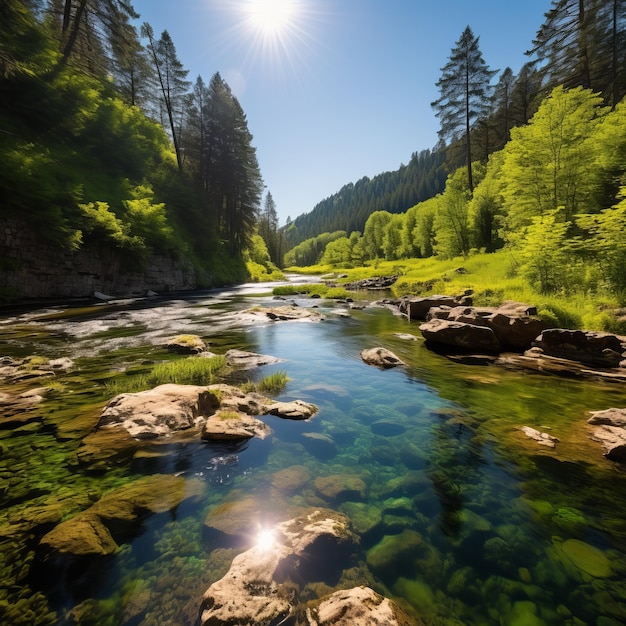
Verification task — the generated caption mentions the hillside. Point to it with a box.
[284,148,446,248]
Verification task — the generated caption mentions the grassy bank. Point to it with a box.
[285,250,626,334]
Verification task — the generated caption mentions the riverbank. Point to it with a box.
[285,250,626,335]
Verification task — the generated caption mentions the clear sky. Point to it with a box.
[130,0,553,225]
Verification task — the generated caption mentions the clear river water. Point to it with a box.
[1,279,626,626]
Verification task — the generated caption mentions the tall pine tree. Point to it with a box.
[431,26,496,192]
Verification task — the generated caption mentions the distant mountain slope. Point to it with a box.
[284,148,446,247]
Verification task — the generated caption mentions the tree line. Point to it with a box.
[1,0,280,287]
[286,0,626,302]
[284,148,447,250]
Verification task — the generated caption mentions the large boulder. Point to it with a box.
[428,301,548,350]
[588,407,626,462]
[360,347,406,368]
[419,319,501,353]
[533,329,626,368]
[306,586,421,626]
[97,384,220,440]
[200,510,358,626]
[398,294,472,321]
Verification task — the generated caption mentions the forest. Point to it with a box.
[0,0,282,290]
[1,0,626,301]
[286,1,626,304]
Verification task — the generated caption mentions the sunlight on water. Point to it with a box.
[1,286,626,625]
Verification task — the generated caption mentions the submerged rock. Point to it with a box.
[306,586,421,626]
[40,475,205,556]
[224,349,284,369]
[360,347,406,368]
[199,509,358,626]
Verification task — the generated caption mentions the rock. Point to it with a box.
[588,407,626,461]
[314,474,367,501]
[394,332,418,341]
[426,301,548,350]
[201,410,271,441]
[210,383,268,416]
[40,475,204,556]
[420,319,501,353]
[301,432,337,458]
[265,399,318,420]
[224,349,284,368]
[241,305,324,323]
[520,426,559,448]
[204,496,283,547]
[360,347,406,368]
[399,294,472,321]
[533,329,626,367]
[343,276,398,291]
[200,510,358,626]
[306,586,421,626]
[270,465,312,494]
[97,384,220,440]
[165,334,207,354]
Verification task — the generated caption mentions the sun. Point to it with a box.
[246,0,296,35]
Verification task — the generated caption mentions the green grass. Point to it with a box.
[272,283,350,300]
[106,355,226,395]
[286,251,626,333]
[257,370,290,394]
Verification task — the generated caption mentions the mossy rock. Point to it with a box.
[366,529,426,579]
[339,502,382,536]
[314,474,367,502]
[551,507,586,535]
[40,475,205,556]
[270,465,312,494]
[559,539,612,578]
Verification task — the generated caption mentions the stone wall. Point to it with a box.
[0,218,197,299]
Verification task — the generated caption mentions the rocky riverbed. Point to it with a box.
[1,283,626,625]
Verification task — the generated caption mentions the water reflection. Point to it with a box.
[1,284,626,625]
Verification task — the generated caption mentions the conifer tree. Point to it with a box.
[431,26,496,192]
[141,24,190,172]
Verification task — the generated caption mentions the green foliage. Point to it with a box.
[284,231,346,267]
[500,86,607,234]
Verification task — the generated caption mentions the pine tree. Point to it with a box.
[204,72,263,254]
[431,26,496,192]
[141,25,190,172]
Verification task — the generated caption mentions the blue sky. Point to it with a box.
[131,0,553,225]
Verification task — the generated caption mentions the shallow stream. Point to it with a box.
[1,281,625,625]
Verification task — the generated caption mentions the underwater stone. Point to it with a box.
[40,475,205,556]
[366,529,426,579]
[559,539,612,578]
[314,474,367,502]
[339,502,382,536]
[270,465,312,494]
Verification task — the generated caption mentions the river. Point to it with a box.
[1,280,625,625]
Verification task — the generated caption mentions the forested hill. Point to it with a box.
[284,148,446,247]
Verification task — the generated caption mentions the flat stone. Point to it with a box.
[521,426,559,448]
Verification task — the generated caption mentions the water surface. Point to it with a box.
[1,283,625,625]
